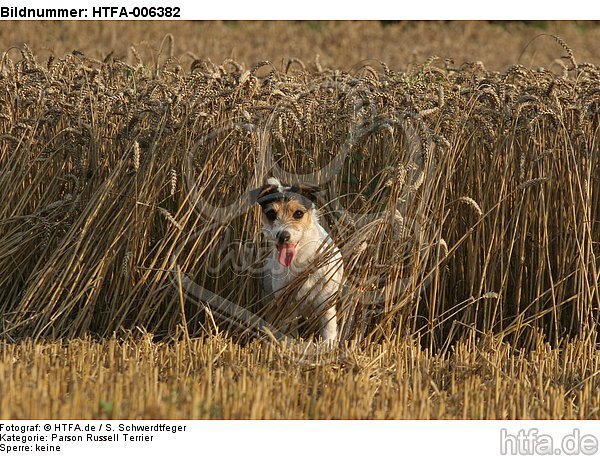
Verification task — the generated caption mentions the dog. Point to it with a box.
[250,177,343,342]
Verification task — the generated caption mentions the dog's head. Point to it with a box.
[250,177,320,267]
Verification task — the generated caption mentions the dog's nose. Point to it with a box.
[277,231,291,244]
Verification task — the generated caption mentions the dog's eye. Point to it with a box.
[264,210,277,221]
[293,210,304,219]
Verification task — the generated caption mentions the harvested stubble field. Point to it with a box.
[0,21,599,419]
[2,334,600,419]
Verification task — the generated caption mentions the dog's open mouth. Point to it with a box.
[276,243,297,267]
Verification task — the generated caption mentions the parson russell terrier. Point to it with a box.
[250,177,343,342]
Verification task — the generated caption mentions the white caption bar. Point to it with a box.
[1,420,600,456]
[0,0,596,20]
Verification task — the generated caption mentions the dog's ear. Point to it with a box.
[249,183,277,205]
[291,183,321,204]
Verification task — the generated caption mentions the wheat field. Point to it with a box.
[0,21,599,419]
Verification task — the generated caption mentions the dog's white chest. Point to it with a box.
[270,253,342,307]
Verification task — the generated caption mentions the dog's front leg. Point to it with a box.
[318,306,337,343]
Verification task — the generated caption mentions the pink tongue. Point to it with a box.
[277,244,296,267]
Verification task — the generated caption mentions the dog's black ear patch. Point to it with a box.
[249,184,278,205]
[290,183,321,204]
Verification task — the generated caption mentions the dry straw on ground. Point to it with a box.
[0,25,599,418]
[2,333,600,419]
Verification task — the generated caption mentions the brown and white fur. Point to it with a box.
[250,177,343,342]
